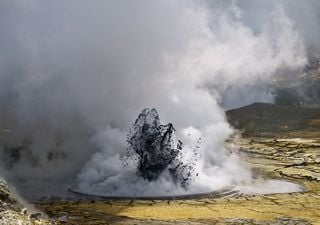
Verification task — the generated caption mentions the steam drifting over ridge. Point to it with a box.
[0,0,316,198]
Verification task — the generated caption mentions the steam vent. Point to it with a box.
[127,108,192,186]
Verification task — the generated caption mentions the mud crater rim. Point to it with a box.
[68,179,304,200]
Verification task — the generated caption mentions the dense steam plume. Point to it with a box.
[0,0,318,198]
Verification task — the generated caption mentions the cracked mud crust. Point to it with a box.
[36,136,320,224]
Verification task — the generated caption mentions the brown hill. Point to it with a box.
[226,102,320,137]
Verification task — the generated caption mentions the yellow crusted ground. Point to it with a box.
[37,137,320,225]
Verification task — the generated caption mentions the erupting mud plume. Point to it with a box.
[127,108,193,186]
[0,0,319,198]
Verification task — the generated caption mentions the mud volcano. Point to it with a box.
[72,109,302,199]
[127,108,193,187]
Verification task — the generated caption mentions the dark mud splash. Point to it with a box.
[126,108,195,187]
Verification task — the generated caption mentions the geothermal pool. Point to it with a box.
[70,109,303,200]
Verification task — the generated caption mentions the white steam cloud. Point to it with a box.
[0,0,316,198]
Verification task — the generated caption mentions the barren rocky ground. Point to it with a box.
[0,177,50,225]
[36,136,320,225]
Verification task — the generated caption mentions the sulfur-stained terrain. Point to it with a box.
[36,136,320,225]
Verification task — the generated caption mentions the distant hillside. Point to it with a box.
[275,80,320,107]
[226,102,320,136]
[274,56,320,108]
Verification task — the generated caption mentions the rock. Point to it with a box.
[30,212,41,220]
[127,108,192,185]
[287,144,299,148]
[303,154,313,163]
[58,215,69,223]
[21,208,27,215]
[292,159,304,165]
[0,177,10,201]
